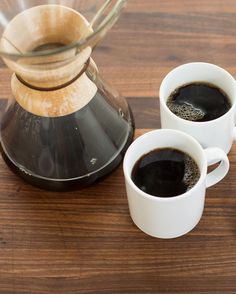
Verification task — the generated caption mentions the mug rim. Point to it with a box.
[123,129,207,202]
[159,62,236,125]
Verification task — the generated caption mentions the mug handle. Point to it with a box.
[204,147,229,188]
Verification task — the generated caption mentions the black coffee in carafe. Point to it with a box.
[0,74,134,190]
[0,4,135,191]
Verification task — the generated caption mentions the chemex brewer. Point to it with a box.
[0,0,134,190]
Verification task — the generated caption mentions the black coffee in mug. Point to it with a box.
[131,148,200,198]
[166,82,231,122]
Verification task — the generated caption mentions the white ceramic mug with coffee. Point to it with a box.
[123,129,229,239]
[159,62,236,153]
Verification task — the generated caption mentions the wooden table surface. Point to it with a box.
[0,0,236,293]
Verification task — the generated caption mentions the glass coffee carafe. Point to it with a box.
[0,0,134,190]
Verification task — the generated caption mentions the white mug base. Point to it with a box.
[130,211,203,239]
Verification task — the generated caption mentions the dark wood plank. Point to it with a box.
[93,0,236,97]
[0,129,235,293]
[0,0,236,293]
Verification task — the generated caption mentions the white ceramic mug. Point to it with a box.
[123,129,229,239]
[159,62,236,153]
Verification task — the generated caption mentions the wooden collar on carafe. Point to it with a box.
[16,59,90,92]
[11,57,98,118]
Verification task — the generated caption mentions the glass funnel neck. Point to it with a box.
[0,0,127,60]
[0,1,127,91]
[0,4,94,89]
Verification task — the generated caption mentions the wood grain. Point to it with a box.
[0,1,236,293]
